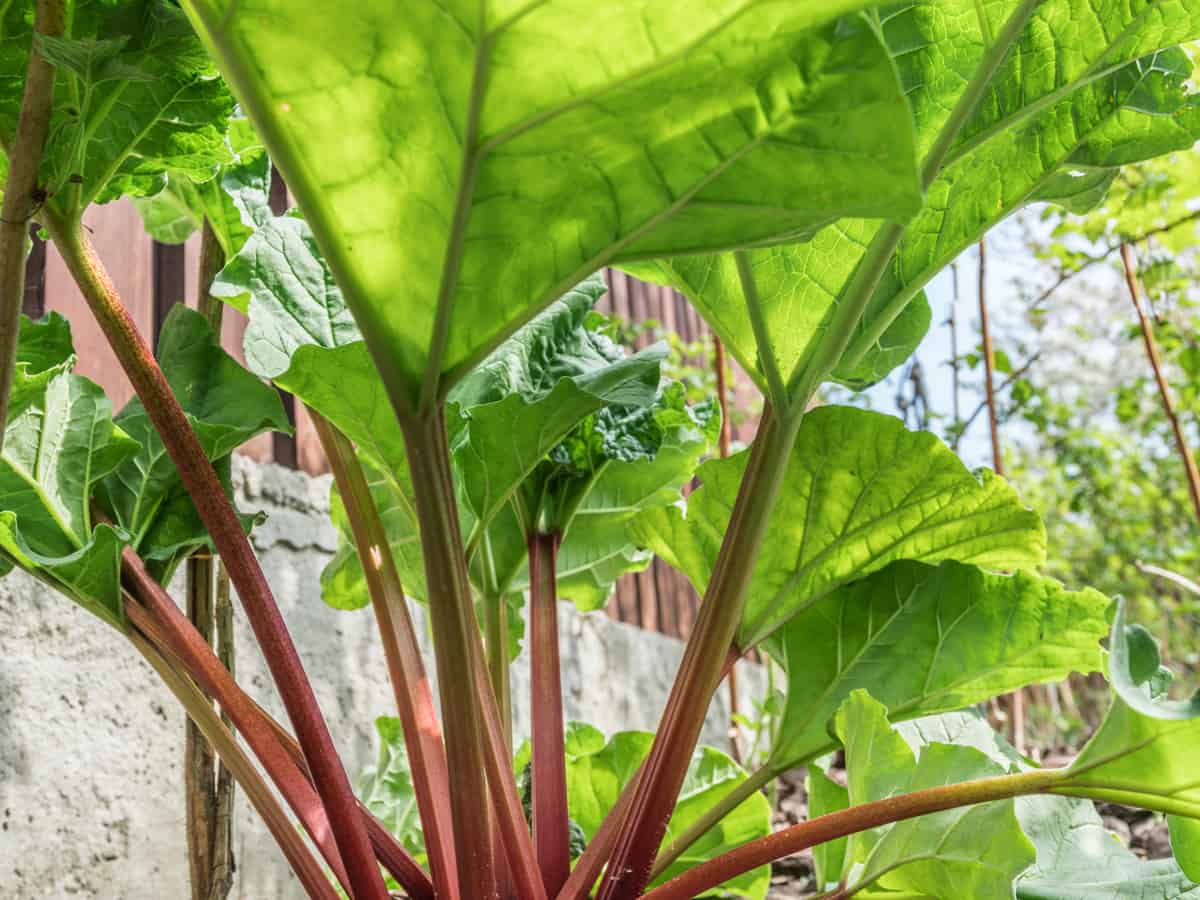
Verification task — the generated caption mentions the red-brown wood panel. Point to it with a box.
[44,200,154,411]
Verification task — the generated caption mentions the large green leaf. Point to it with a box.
[0,1,237,215]
[765,559,1109,769]
[832,691,1036,898]
[635,405,1045,648]
[183,0,922,405]
[97,306,289,576]
[629,0,1200,400]
[877,708,1200,899]
[514,722,771,899]
[0,316,137,626]
[626,234,933,395]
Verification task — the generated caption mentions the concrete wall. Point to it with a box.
[0,460,762,899]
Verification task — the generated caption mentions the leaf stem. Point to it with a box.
[129,631,340,900]
[641,768,1067,900]
[468,587,550,900]
[483,589,514,747]
[0,0,64,449]
[309,409,459,898]
[530,530,570,896]
[595,407,801,900]
[44,214,389,900]
[649,762,776,881]
[735,251,787,411]
[196,218,226,333]
[400,407,503,898]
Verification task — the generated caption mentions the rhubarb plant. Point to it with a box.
[2,1,1200,899]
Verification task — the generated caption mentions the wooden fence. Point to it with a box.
[23,199,754,641]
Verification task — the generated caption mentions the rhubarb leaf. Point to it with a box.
[833,690,1036,899]
[765,560,1109,769]
[635,406,1045,649]
[135,118,271,257]
[0,316,137,626]
[1059,609,1200,821]
[183,0,920,404]
[3,0,238,215]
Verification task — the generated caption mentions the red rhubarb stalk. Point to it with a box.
[310,410,458,897]
[122,556,435,899]
[529,531,570,895]
[130,631,341,900]
[44,213,388,900]
[640,769,1064,900]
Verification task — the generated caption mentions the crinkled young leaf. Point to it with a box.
[765,559,1109,769]
[833,691,1036,899]
[2,0,237,214]
[183,0,921,404]
[636,406,1045,649]
[134,118,271,257]
[97,306,289,574]
[513,722,771,899]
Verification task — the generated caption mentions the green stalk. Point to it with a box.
[735,251,787,411]
[44,213,389,900]
[400,408,502,898]
[310,410,459,898]
[0,0,63,448]
[129,632,340,900]
[595,407,801,900]
[641,768,1067,900]
[649,763,776,881]
[482,590,513,747]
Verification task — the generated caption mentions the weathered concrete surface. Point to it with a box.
[0,459,762,899]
